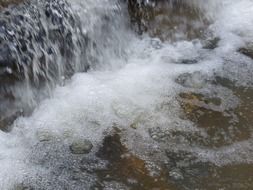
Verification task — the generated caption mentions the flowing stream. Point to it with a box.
[0,0,253,189]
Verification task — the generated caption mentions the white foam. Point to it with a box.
[0,35,220,188]
[211,0,253,49]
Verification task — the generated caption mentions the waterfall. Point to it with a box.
[0,0,131,129]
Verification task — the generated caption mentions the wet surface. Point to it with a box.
[92,125,253,190]
[239,45,253,59]
[128,0,209,41]
[0,0,25,8]
[1,0,253,190]
[171,76,253,189]
[143,72,253,189]
[94,133,176,190]
[178,92,250,147]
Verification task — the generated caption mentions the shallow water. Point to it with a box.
[0,0,253,189]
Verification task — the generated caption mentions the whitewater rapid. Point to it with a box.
[0,0,253,189]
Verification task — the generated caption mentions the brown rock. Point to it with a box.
[0,0,26,9]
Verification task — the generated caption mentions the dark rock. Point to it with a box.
[238,46,253,59]
[181,59,198,64]
[203,37,220,49]
[0,110,23,131]
[95,133,174,190]
[96,133,126,161]
[127,0,156,34]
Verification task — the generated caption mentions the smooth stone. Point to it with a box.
[70,139,93,154]
[37,131,52,142]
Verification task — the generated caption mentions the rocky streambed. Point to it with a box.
[1,0,253,190]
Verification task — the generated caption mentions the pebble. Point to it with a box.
[70,139,93,154]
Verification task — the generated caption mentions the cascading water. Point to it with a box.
[0,0,131,130]
[0,0,253,189]
[0,0,90,130]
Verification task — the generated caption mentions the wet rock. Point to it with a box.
[178,78,253,148]
[176,71,207,88]
[169,168,184,181]
[180,59,198,64]
[12,183,32,190]
[127,0,209,41]
[238,46,253,59]
[96,133,175,189]
[166,150,197,168]
[165,148,253,189]
[0,0,25,9]
[148,125,207,146]
[127,0,155,33]
[205,164,253,189]
[70,139,93,154]
[203,37,220,49]
[0,0,89,128]
[96,133,126,161]
[165,149,216,189]
[37,130,53,142]
[0,110,23,132]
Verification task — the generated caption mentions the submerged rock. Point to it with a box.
[176,71,208,89]
[95,133,175,189]
[70,139,93,154]
[178,78,253,148]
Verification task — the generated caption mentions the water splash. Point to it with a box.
[0,0,131,128]
[0,0,253,189]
